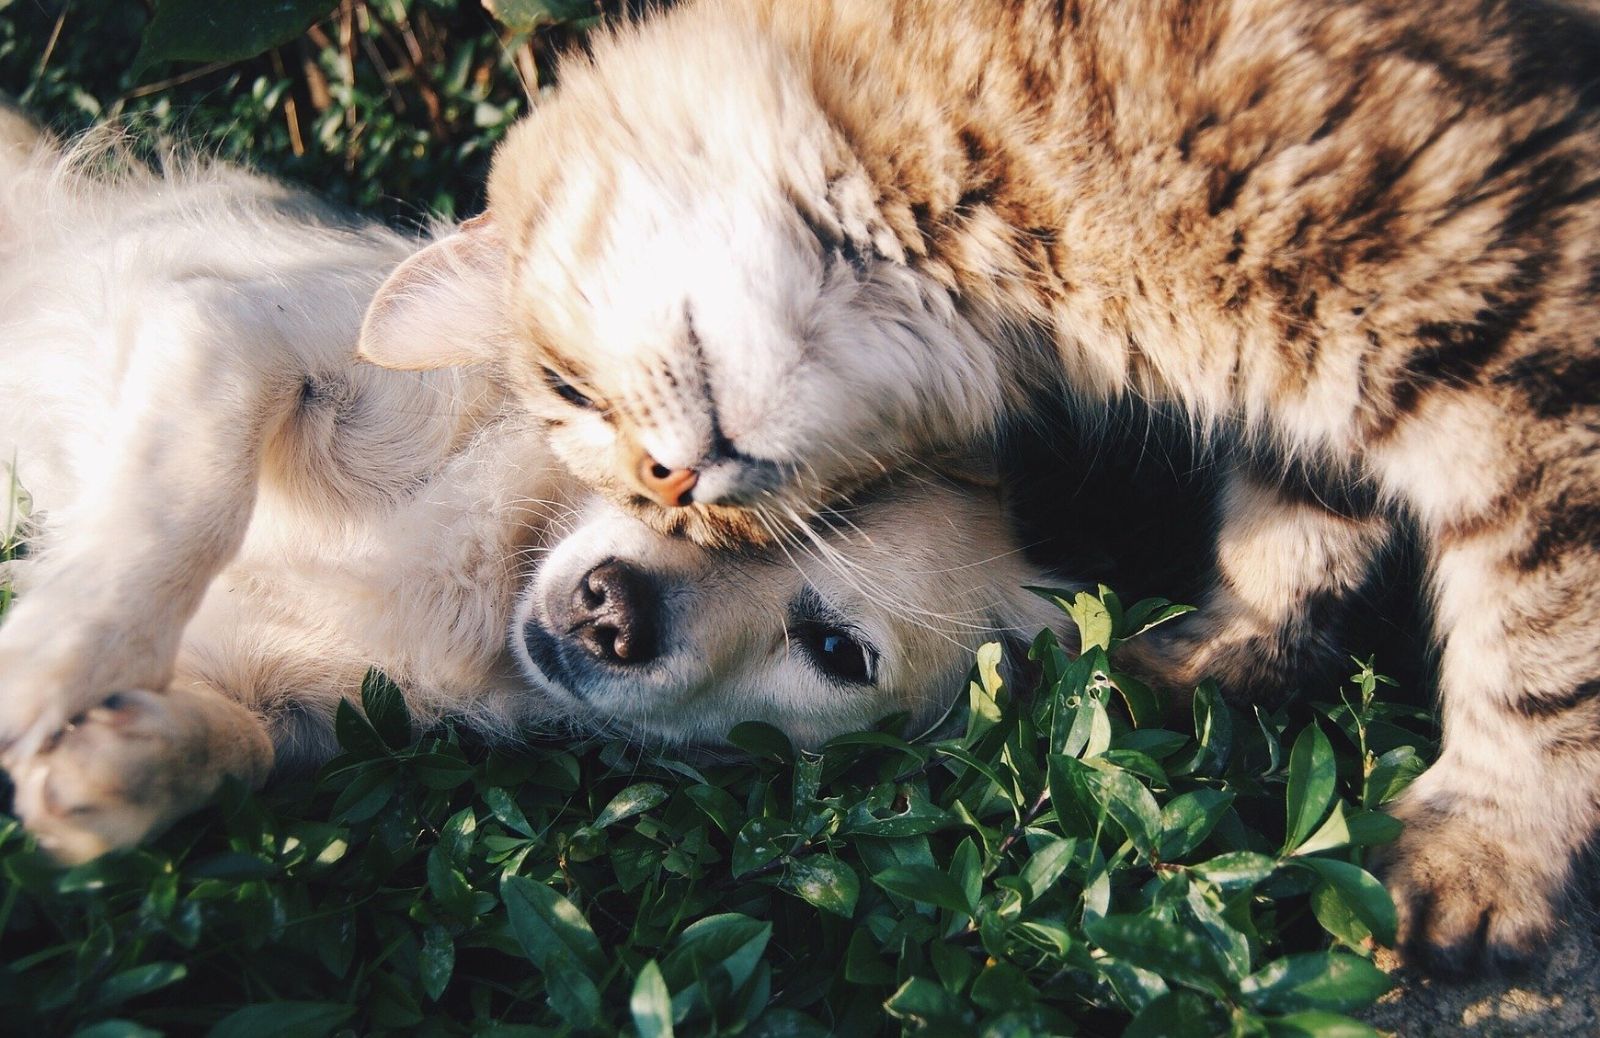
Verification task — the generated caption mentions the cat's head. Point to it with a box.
[512,472,1076,747]
[359,9,1003,547]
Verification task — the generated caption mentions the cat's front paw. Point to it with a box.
[1114,620,1262,700]
[1376,798,1569,977]
[8,689,215,864]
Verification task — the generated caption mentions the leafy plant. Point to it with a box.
[0,587,1436,1036]
[0,0,609,221]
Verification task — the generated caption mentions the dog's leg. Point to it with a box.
[7,681,274,864]
[1118,465,1391,700]
[0,282,308,764]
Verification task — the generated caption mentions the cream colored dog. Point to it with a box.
[0,121,1069,863]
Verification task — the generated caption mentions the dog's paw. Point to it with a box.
[8,689,210,864]
[1375,799,1568,977]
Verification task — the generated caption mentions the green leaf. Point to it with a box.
[1239,953,1393,1014]
[631,960,674,1038]
[1184,881,1253,981]
[74,1023,164,1038]
[1018,835,1078,901]
[966,642,1006,742]
[484,0,594,33]
[132,0,339,79]
[483,786,537,839]
[781,856,859,918]
[1112,671,1163,729]
[1121,728,1191,759]
[1291,800,1351,857]
[1079,761,1162,858]
[883,976,973,1028]
[501,875,607,979]
[1123,989,1226,1038]
[1171,683,1234,777]
[871,864,973,915]
[662,913,772,1016]
[594,782,669,829]
[1085,915,1228,996]
[1297,858,1398,946]
[541,953,603,1029]
[685,784,744,837]
[1047,753,1105,840]
[1070,590,1115,653]
[1265,1011,1382,1038]
[1345,810,1403,847]
[332,699,389,760]
[726,721,794,761]
[426,846,475,918]
[419,925,454,1002]
[733,817,797,877]
[969,961,1038,1012]
[1157,789,1235,861]
[360,669,412,750]
[1118,598,1197,641]
[1192,850,1278,890]
[1283,724,1337,853]
[207,1002,355,1038]
[845,928,896,985]
[1364,747,1427,808]
[746,1009,832,1037]
[842,787,953,837]
[1310,881,1371,948]
[91,962,187,1010]
[328,764,396,823]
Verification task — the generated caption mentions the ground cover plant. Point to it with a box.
[0,569,1435,1035]
[0,3,1440,1034]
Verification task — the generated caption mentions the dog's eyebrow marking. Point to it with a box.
[789,585,845,626]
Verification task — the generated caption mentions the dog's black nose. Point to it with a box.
[568,559,660,665]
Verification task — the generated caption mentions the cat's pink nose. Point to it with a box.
[638,456,698,508]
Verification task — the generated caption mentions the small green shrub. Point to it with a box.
[0,0,596,221]
[0,587,1435,1036]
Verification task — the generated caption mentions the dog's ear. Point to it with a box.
[358,213,507,370]
[926,445,1002,494]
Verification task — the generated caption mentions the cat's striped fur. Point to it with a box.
[360,0,1600,973]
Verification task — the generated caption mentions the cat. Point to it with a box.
[0,117,1069,862]
[358,0,1600,973]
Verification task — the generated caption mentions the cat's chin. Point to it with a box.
[613,472,892,550]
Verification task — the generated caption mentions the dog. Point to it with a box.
[0,119,1070,863]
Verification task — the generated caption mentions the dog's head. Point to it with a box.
[511,474,1075,747]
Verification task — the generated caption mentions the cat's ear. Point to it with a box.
[358,212,507,370]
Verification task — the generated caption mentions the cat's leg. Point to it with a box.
[7,681,274,864]
[1117,465,1392,701]
[1374,446,1600,973]
[0,282,308,766]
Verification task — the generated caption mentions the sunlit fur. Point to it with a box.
[0,122,1070,862]
[375,0,1600,973]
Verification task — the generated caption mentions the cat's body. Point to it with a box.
[363,0,1600,972]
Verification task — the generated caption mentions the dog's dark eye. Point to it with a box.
[795,621,876,685]
[542,366,596,410]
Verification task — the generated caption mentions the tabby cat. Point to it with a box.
[359,0,1600,973]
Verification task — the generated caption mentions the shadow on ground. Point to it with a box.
[1363,915,1600,1036]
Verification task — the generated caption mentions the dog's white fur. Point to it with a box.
[0,121,1069,862]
